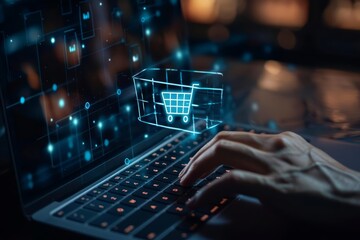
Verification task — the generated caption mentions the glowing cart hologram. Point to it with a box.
[133,68,224,134]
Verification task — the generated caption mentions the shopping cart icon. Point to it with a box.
[161,84,199,123]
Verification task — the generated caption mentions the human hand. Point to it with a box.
[179,131,360,223]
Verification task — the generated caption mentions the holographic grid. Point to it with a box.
[133,68,224,134]
[1,0,188,194]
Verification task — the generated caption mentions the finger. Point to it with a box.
[180,139,271,186]
[186,170,274,209]
[179,131,282,179]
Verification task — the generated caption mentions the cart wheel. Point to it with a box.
[168,115,173,123]
[183,116,189,123]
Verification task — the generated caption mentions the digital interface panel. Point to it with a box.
[0,0,188,205]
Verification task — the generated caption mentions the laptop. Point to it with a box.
[0,0,238,239]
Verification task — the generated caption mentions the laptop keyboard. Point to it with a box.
[53,131,233,239]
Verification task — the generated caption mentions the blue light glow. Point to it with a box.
[156,10,161,17]
[115,11,121,17]
[126,105,130,112]
[84,150,91,161]
[141,17,146,23]
[51,37,55,44]
[52,83,58,92]
[82,12,90,20]
[98,121,103,129]
[176,50,183,60]
[82,44,85,49]
[124,158,131,165]
[117,89,122,96]
[145,28,151,37]
[99,2,102,6]
[114,126,118,132]
[144,134,148,139]
[20,96,25,104]
[48,144,54,153]
[132,54,139,62]
[73,118,78,126]
[69,116,73,121]
[59,98,65,108]
[85,102,90,110]
[104,139,109,147]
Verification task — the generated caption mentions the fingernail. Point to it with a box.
[186,197,196,208]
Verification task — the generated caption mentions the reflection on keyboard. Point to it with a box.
[53,131,233,239]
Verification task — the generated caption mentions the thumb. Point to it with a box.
[187,170,274,209]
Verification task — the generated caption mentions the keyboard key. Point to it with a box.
[87,188,105,197]
[154,193,177,205]
[98,192,120,203]
[144,181,167,191]
[99,181,115,190]
[145,166,161,176]
[133,188,157,199]
[165,185,185,196]
[120,178,144,188]
[53,202,81,218]
[85,200,111,212]
[162,229,190,240]
[141,201,166,213]
[67,209,97,223]
[165,168,181,176]
[150,160,169,169]
[89,213,119,229]
[121,168,137,176]
[135,212,183,240]
[75,195,93,204]
[177,212,209,233]
[112,210,153,234]
[121,196,146,207]
[107,203,133,217]
[140,158,152,164]
[109,174,126,183]
[167,203,189,216]
[173,161,188,170]
[110,185,134,196]
[154,173,176,183]
[133,172,152,181]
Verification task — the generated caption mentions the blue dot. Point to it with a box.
[144,134,148,139]
[98,122,103,129]
[242,52,253,62]
[84,151,92,161]
[48,144,54,153]
[82,44,85,49]
[51,37,55,44]
[145,28,151,36]
[156,10,161,17]
[117,89,122,96]
[67,152,72,158]
[124,158,131,165]
[141,17,146,23]
[59,98,65,108]
[73,118,78,126]
[52,84,58,92]
[104,139,109,147]
[176,50,183,60]
[85,102,90,110]
[126,105,130,112]
[114,126,118,132]
[20,96,25,104]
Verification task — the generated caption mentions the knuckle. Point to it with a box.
[214,131,229,141]
[213,140,227,155]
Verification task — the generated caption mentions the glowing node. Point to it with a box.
[73,118,78,126]
[143,7,146,10]
[50,118,53,122]
[69,116,73,121]
[114,126,118,132]
[145,28,151,37]
[10,39,13,43]
[85,102,91,110]
[156,10,161,17]
[50,37,55,44]
[82,44,85,49]
[52,83,58,92]
[126,105,130,112]
[124,158,131,165]
[84,150,91,161]
[183,116,189,123]
[144,134,148,139]
[176,50,183,60]
[99,2,102,6]
[104,139,109,147]
[47,144,54,153]
[108,58,111,62]
[132,55,139,62]
[20,96,25,104]
[59,98,65,108]
[116,11,121,17]
[67,152,72,158]
[95,144,98,148]
[141,17,145,23]
[116,89,122,96]
[98,122,103,129]
[82,142,85,145]
[93,120,96,124]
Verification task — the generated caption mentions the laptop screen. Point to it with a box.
[0,0,188,209]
